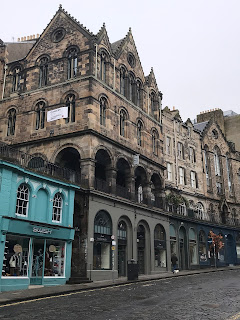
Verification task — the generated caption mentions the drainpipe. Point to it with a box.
[174,120,179,187]
[147,87,149,114]
[2,64,7,100]
[94,44,98,78]
[113,58,116,90]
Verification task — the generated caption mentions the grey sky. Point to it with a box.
[1,0,240,121]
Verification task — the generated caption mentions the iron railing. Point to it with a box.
[94,178,111,194]
[116,185,131,200]
[0,142,81,184]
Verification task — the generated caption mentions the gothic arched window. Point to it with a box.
[36,101,46,130]
[152,130,158,155]
[65,94,75,123]
[100,52,107,82]
[120,67,126,96]
[67,48,78,79]
[120,109,127,137]
[136,80,142,107]
[12,66,21,92]
[39,57,49,87]
[137,121,143,146]
[129,74,135,102]
[100,97,107,126]
[7,108,16,136]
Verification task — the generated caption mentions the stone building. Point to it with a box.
[0,6,240,282]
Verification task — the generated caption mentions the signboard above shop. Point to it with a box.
[47,107,68,122]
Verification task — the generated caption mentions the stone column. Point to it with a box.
[80,158,96,189]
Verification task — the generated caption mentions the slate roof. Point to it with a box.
[193,121,209,133]
[4,42,36,63]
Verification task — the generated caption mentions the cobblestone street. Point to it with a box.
[1,269,240,320]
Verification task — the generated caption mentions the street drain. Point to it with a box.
[201,303,220,308]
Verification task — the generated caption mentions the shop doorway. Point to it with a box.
[137,225,146,274]
[118,221,127,277]
[179,227,187,270]
[30,239,45,285]
[226,234,235,265]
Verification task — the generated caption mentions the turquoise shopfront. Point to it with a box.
[0,160,79,292]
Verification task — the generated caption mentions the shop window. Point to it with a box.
[189,228,197,265]
[44,240,65,277]
[154,224,166,269]
[100,97,107,126]
[65,94,75,123]
[35,101,46,130]
[2,234,30,277]
[67,48,78,79]
[170,224,177,255]
[199,230,207,262]
[7,108,16,136]
[52,193,63,223]
[16,184,29,217]
[93,210,112,270]
[236,234,240,259]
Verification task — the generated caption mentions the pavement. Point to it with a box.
[0,266,240,306]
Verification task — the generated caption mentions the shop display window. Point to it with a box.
[2,234,30,277]
[44,240,65,277]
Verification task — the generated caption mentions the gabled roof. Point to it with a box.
[96,23,113,54]
[193,121,209,133]
[145,67,159,91]
[5,42,36,64]
[111,28,132,58]
[111,38,124,53]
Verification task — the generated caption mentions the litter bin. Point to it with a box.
[127,259,138,281]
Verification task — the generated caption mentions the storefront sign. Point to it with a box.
[33,227,52,235]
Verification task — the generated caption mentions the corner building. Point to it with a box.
[0,6,168,281]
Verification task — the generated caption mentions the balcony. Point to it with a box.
[0,142,80,184]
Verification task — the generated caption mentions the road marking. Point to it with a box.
[0,282,138,308]
[227,313,240,320]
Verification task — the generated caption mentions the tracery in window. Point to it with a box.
[36,101,46,130]
[52,193,63,223]
[7,108,16,136]
[16,184,29,217]
[65,94,75,123]
[67,48,78,79]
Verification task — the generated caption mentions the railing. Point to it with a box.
[116,185,131,200]
[0,142,81,184]
[94,178,111,194]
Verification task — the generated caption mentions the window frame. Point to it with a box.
[7,108,16,136]
[52,193,63,223]
[16,184,29,217]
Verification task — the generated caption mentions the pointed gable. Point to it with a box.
[96,23,112,54]
[113,28,145,82]
[145,67,159,92]
[26,5,94,63]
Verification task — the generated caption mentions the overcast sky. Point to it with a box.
[1,0,240,121]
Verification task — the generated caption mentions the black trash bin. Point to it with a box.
[127,259,138,281]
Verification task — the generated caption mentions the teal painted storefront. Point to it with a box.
[0,160,78,292]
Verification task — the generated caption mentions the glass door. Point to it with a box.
[30,239,45,285]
